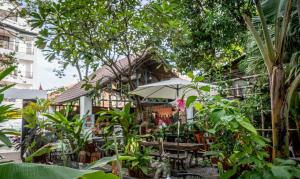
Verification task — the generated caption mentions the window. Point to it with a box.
[26,41,34,55]
[14,37,18,52]
[0,35,9,49]
[24,36,34,55]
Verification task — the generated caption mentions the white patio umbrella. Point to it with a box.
[130,78,211,100]
[131,78,214,169]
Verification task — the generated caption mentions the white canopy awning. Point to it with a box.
[4,88,47,99]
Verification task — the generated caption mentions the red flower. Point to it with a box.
[176,98,186,111]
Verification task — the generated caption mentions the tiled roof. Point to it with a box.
[54,56,137,104]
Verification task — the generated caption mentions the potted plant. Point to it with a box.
[127,147,152,179]
[123,136,151,178]
[192,121,205,144]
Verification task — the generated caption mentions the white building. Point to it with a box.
[0,1,41,89]
[0,1,47,133]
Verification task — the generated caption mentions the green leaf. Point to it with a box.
[25,143,59,162]
[194,102,202,111]
[194,76,204,82]
[78,170,118,179]
[131,161,139,167]
[0,84,15,94]
[0,94,3,103]
[0,133,12,147]
[263,169,275,179]
[85,155,134,169]
[271,165,292,179]
[241,170,263,179]
[0,67,16,81]
[0,128,20,136]
[211,109,226,122]
[289,167,300,178]
[140,166,149,175]
[0,162,98,179]
[252,135,269,147]
[187,71,194,79]
[220,165,237,179]
[186,95,197,108]
[204,151,220,156]
[123,103,131,114]
[273,158,297,166]
[207,128,216,134]
[239,156,263,166]
[220,115,235,122]
[237,118,257,134]
[199,85,210,92]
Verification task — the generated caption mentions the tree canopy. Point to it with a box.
[24,0,186,81]
[172,0,255,76]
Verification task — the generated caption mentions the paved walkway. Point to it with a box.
[0,151,21,163]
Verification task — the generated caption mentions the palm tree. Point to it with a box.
[243,0,300,159]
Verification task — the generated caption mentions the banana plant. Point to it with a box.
[86,145,152,177]
[243,0,300,158]
[0,66,20,147]
[42,110,91,159]
[97,102,138,145]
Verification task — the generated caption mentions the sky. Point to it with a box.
[37,57,79,90]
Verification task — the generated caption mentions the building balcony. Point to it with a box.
[0,41,34,54]
[5,71,34,85]
[0,43,35,61]
[12,70,33,79]
[19,71,33,79]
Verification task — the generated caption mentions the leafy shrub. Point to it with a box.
[0,67,20,147]
[187,74,300,178]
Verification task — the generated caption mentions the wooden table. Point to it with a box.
[140,141,203,151]
[140,141,204,168]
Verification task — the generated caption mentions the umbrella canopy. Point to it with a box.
[131,78,212,99]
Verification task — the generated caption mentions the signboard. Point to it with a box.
[83,114,95,130]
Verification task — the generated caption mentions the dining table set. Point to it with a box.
[140,140,206,170]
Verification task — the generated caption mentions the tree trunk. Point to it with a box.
[75,61,83,81]
[270,65,289,159]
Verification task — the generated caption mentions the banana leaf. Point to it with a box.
[0,162,118,179]
[25,143,60,162]
[85,155,134,170]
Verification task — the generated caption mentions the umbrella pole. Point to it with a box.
[176,85,180,170]
[177,118,180,170]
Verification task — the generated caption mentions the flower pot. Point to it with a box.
[128,167,145,179]
[79,151,87,163]
[210,156,218,165]
[90,151,101,162]
[194,132,204,144]
[112,161,122,176]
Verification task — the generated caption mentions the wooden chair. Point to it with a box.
[169,152,188,170]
